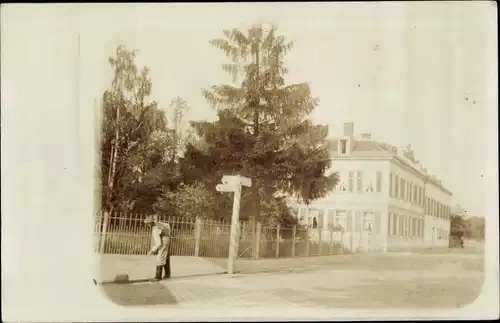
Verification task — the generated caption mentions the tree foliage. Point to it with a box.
[181,24,338,223]
[100,46,183,215]
[154,182,218,219]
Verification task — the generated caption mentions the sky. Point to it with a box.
[75,2,497,217]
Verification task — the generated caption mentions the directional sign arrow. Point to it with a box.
[216,184,236,192]
[239,176,252,188]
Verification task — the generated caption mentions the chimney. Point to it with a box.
[343,122,354,137]
[361,133,371,140]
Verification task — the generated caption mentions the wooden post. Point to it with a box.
[305,227,310,256]
[318,228,323,255]
[100,211,110,253]
[255,222,261,259]
[275,224,281,258]
[194,217,202,257]
[329,229,334,255]
[227,185,242,274]
[291,225,296,257]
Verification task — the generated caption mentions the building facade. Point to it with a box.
[294,122,452,253]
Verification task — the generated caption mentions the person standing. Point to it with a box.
[144,214,172,281]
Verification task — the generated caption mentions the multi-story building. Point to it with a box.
[293,122,452,252]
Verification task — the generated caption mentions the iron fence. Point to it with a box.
[93,212,354,259]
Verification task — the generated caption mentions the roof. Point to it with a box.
[330,139,393,157]
[329,137,452,196]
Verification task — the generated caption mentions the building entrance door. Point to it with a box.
[362,212,375,252]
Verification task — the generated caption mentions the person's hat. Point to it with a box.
[144,214,158,224]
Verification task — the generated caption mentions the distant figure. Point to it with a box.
[144,214,172,281]
[313,217,318,229]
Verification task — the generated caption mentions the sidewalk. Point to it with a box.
[96,254,227,283]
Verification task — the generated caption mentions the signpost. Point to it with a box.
[216,174,252,274]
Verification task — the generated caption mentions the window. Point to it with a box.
[400,215,405,237]
[348,172,354,192]
[395,175,400,197]
[405,215,410,237]
[392,213,398,235]
[362,212,374,232]
[400,178,405,199]
[335,210,347,231]
[317,209,324,228]
[345,211,353,232]
[356,171,363,193]
[404,215,408,236]
[376,171,382,193]
[339,139,348,154]
[327,209,336,230]
[299,207,308,224]
[413,185,418,204]
[389,173,393,197]
[409,184,413,203]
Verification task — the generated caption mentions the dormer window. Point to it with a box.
[339,138,350,155]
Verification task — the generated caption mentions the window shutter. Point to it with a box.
[374,211,381,234]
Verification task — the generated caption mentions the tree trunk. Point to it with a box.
[251,42,261,258]
[106,101,120,213]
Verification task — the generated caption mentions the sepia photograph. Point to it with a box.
[2,1,498,321]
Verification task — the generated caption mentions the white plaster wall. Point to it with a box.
[423,182,452,246]
[425,181,452,207]
[316,158,391,207]
[423,215,450,247]
[386,159,426,250]
[298,158,392,253]
[388,159,426,215]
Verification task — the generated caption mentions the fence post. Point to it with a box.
[99,211,110,253]
[305,226,310,257]
[318,228,323,255]
[329,229,334,255]
[275,224,281,258]
[255,222,261,260]
[291,225,296,257]
[194,217,202,257]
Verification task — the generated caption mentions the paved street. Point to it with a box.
[100,248,484,309]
